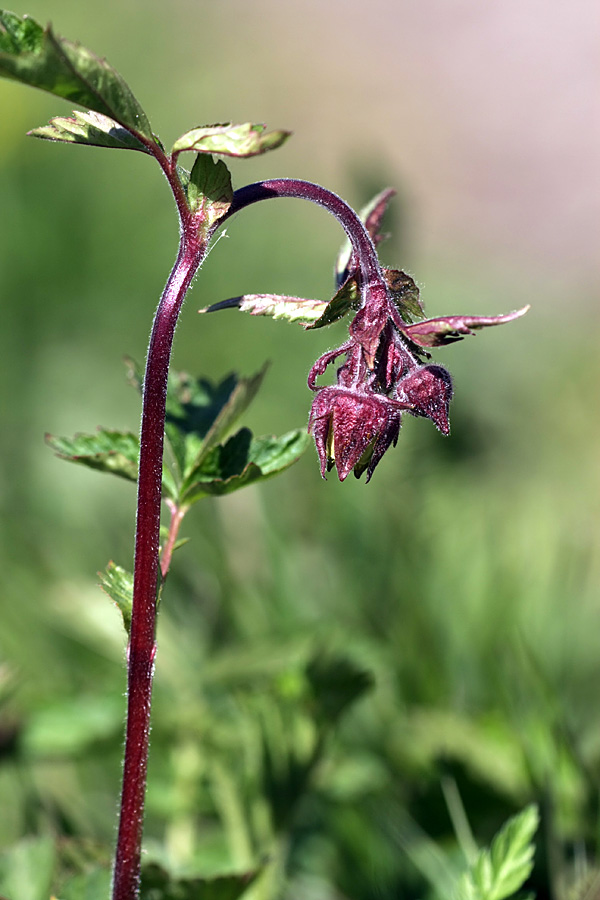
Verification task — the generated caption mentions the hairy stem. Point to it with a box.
[221,179,389,306]
[112,235,203,900]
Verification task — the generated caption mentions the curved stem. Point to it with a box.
[112,235,204,900]
[219,179,389,305]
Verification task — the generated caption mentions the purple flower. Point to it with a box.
[308,385,408,482]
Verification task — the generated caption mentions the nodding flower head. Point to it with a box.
[208,179,528,482]
[308,385,408,482]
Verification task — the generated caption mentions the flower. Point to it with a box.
[308,385,408,482]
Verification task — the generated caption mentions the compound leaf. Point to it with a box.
[0,10,154,143]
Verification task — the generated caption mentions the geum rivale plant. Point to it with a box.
[0,10,529,900]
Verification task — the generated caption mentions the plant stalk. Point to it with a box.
[112,234,203,900]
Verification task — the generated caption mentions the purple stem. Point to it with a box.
[219,179,389,307]
[112,233,204,900]
[112,174,382,899]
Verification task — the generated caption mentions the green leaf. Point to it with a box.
[59,866,112,900]
[0,11,154,142]
[456,805,539,900]
[164,366,267,483]
[45,428,140,482]
[171,121,290,159]
[335,188,396,285]
[28,108,148,152]
[98,561,133,635]
[305,655,373,725]
[21,694,123,757]
[181,427,309,503]
[186,153,233,226]
[45,428,178,499]
[140,862,258,900]
[384,268,425,322]
[305,275,360,330]
[0,835,55,900]
[199,293,329,324]
[401,306,530,348]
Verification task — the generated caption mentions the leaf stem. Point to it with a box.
[111,234,203,900]
[160,500,188,580]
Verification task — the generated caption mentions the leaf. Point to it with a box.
[400,307,530,348]
[384,268,424,322]
[0,11,154,142]
[45,428,178,499]
[456,805,539,900]
[171,121,290,159]
[28,109,148,152]
[336,188,396,286]
[186,153,233,226]
[305,275,360,330]
[200,293,329,324]
[140,862,258,900]
[0,835,55,900]
[164,366,268,483]
[21,694,123,756]
[45,429,140,482]
[58,866,112,900]
[181,427,309,503]
[98,561,133,635]
[305,655,373,725]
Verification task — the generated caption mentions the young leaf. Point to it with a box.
[400,307,530,348]
[384,268,425,322]
[180,427,309,503]
[336,188,396,286]
[28,109,149,152]
[186,153,233,225]
[305,275,360,330]
[456,805,539,900]
[98,561,133,635]
[200,293,329,324]
[0,10,155,143]
[171,121,290,159]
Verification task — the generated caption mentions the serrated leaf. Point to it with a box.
[200,293,329,324]
[305,275,360,330]
[164,366,268,482]
[400,306,530,348]
[181,427,309,503]
[0,835,55,900]
[140,862,258,900]
[335,188,396,286]
[171,121,290,158]
[186,153,233,225]
[456,805,539,900]
[28,108,147,152]
[45,429,140,482]
[0,11,154,142]
[384,268,424,322]
[45,428,178,499]
[98,561,133,635]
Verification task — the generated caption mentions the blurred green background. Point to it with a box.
[1,1,599,897]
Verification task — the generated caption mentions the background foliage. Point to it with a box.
[0,1,598,898]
